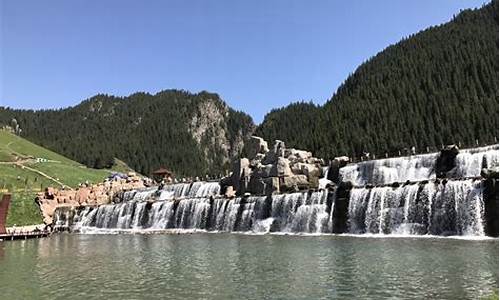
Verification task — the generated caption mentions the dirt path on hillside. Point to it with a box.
[18,164,68,188]
[2,161,68,188]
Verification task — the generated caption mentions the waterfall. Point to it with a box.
[318,167,332,189]
[347,180,485,236]
[56,180,488,236]
[454,145,499,178]
[339,145,498,185]
[60,190,335,234]
[160,181,221,199]
[53,145,497,237]
[339,153,438,186]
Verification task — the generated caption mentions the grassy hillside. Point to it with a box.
[0,130,113,226]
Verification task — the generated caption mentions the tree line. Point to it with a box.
[256,0,499,160]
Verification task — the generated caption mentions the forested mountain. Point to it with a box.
[0,91,254,177]
[1,1,497,175]
[256,0,499,159]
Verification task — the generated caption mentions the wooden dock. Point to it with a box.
[0,231,50,241]
[0,193,51,241]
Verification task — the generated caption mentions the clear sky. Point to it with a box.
[0,0,488,123]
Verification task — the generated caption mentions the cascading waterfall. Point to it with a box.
[339,153,439,186]
[58,189,336,234]
[453,145,499,178]
[347,180,485,236]
[56,181,488,236]
[54,145,498,237]
[339,145,499,186]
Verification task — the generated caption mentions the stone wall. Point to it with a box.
[36,172,147,225]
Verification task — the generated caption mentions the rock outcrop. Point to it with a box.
[436,144,460,178]
[483,175,499,237]
[326,156,349,183]
[36,172,147,225]
[220,136,325,196]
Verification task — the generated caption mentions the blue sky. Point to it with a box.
[0,0,488,123]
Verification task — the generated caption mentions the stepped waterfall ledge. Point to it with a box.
[53,141,499,237]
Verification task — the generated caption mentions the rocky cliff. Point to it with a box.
[0,90,255,177]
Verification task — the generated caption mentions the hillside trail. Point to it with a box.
[15,164,67,188]
[0,161,68,188]
[2,140,69,187]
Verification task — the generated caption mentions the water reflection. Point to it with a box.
[0,234,497,299]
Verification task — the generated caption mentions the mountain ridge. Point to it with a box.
[1,0,497,175]
[0,90,255,177]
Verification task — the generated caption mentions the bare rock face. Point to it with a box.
[220,136,326,196]
[189,99,231,166]
[188,97,255,171]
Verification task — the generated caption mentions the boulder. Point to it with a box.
[285,149,312,163]
[225,186,236,198]
[220,176,233,188]
[270,157,293,177]
[444,144,460,154]
[230,158,251,193]
[36,174,147,225]
[247,136,269,159]
[220,136,329,197]
[250,153,266,167]
[249,176,266,195]
[280,175,309,192]
[254,163,273,178]
[264,177,280,195]
[290,163,305,175]
[306,157,323,164]
[262,151,278,165]
[334,156,350,168]
[327,160,340,183]
[301,163,322,178]
[273,140,286,157]
[308,175,320,189]
[436,145,460,178]
[481,167,499,179]
[232,158,250,177]
[483,177,499,237]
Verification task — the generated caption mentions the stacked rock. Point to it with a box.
[220,136,325,197]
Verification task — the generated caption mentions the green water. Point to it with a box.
[0,234,497,299]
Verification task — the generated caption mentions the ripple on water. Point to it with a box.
[0,234,497,300]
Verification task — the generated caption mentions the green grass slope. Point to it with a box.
[0,130,113,226]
